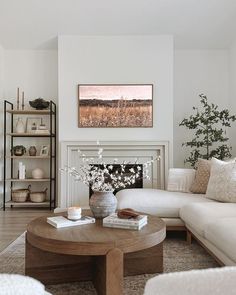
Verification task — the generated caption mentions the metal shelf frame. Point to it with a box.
[3,100,57,211]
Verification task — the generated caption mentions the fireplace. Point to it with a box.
[60,141,169,208]
[89,164,143,197]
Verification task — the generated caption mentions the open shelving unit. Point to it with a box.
[3,100,57,211]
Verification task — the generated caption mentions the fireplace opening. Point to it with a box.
[89,164,143,197]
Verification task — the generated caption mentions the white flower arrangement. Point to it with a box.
[62,141,158,192]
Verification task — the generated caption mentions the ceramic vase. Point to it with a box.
[15,118,25,134]
[32,168,44,179]
[89,190,117,219]
[29,146,37,156]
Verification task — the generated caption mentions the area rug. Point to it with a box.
[0,233,218,295]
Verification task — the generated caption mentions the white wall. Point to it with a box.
[174,50,229,167]
[0,44,4,207]
[58,35,174,164]
[4,50,58,101]
[0,45,4,96]
[229,41,236,156]
[0,49,58,205]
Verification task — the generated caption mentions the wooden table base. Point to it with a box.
[25,238,163,295]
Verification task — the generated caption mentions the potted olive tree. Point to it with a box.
[179,94,236,167]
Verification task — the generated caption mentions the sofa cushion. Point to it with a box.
[0,274,51,295]
[205,218,236,263]
[206,157,236,202]
[144,267,236,295]
[190,159,211,194]
[180,203,236,236]
[116,189,213,218]
[167,168,196,193]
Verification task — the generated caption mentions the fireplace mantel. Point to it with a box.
[59,141,169,208]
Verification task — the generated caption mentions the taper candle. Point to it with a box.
[17,87,20,110]
[22,91,24,110]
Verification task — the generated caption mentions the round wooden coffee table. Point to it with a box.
[26,211,166,295]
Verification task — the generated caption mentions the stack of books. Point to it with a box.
[47,215,95,228]
[103,213,147,230]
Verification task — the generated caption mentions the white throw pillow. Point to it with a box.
[167,168,196,193]
[206,158,236,203]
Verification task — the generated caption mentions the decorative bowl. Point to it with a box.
[29,98,50,110]
[32,168,44,179]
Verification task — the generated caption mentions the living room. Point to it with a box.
[1,0,236,294]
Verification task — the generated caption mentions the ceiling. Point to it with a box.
[0,0,236,49]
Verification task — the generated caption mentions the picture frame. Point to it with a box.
[26,117,42,133]
[40,145,49,156]
[78,84,153,128]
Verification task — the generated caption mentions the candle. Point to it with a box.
[22,91,25,110]
[67,206,82,220]
[17,87,20,110]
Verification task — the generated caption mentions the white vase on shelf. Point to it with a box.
[32,168,44,179]
[15,118,25,134]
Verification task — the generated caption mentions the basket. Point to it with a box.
[29,188,47,203]
[11,185,31,202]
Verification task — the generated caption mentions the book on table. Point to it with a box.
[47,216,95,228]
[103,213,148,230]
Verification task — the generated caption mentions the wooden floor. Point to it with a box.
[0,208,50,252]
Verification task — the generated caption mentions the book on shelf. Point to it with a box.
[103,221,147,230]
[47,216,95,228]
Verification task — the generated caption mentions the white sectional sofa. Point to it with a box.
[117,188,215,229]
[116,169,236,266]
[180,203,236,265]
[144,267,236,295]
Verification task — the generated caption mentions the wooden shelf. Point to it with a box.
[7,110,52,115]
[5,201,50,207]
[5,156,52,159]
[7,133,54,137]
[6,178,54,182]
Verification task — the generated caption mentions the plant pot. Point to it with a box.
[13,149,24,156]
[89,190,117,219]
[11,145,26,156]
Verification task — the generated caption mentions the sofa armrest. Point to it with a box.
[167,168,195,193]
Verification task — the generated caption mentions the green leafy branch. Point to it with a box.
[179,94,236,167]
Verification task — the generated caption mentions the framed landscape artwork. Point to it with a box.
[78,84,153,127]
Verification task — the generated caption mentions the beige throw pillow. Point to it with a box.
[206,157,236,203]
[167,168,196,193]
[190,159,211,194]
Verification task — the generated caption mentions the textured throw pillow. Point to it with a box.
[190,159,211,194]
[167,168,196,193]
[206,157,236,203]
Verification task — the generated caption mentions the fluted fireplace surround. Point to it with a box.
[59,141,169,208]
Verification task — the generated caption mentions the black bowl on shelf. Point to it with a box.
[29,98,50,110]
